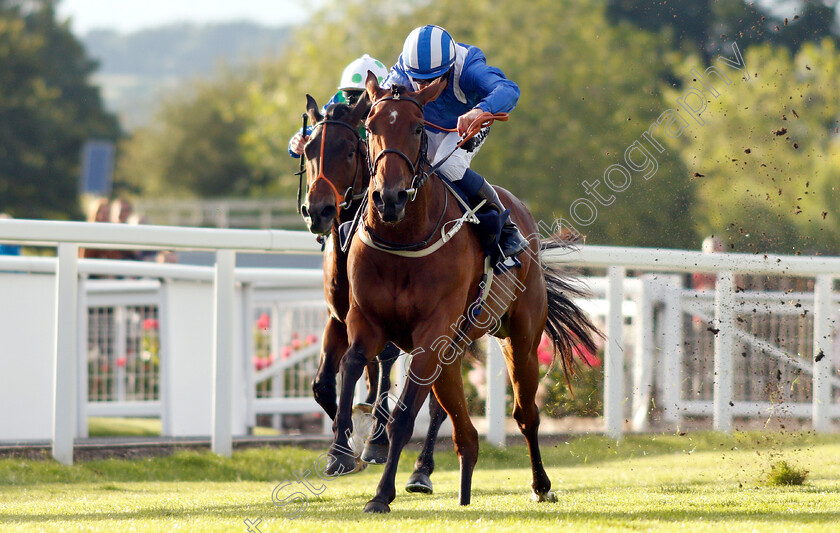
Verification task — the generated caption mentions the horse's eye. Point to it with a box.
[347,149,355,159]
[415,125,423,135]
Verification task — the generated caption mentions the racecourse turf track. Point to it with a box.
[2,431,840,532]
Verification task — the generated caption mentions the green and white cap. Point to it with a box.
[338,54,388,91]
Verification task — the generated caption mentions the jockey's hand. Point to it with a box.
[457,108,486,138]
[290,132,308,155]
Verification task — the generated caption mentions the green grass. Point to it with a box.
[87,417,162,437]
[87,417,283,437]
[764,459,809,486]
[2,432,840,532]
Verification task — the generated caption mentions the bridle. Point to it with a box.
[358,86,509,254]
[365,88,431,202]
[301,119,367,213]
[365,86,509,203]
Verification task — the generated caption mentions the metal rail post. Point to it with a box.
[604,266,626,439]
[53,243,79,465]
[486,338,507,447]
[812,275,834,431]
[212,249,236,456]
[713,271,734,432]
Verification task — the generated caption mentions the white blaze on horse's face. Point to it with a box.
[388,110,398,125]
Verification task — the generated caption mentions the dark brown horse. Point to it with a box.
[324,72,598,512]
[299,94,448,490]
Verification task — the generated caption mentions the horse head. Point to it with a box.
[300,93,370,235]
[364,71,446,223]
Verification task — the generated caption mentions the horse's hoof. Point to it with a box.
[363,500,391,513]
[531,490,557,502]
[361,442,389,464]
[325,452,357,477]
[405,472,433,494]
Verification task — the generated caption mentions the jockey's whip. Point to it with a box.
[295,112,308,214]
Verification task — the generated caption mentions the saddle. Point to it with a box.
[338,174,520,275]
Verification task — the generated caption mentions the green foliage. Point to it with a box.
[668,40,840,254]
[0,0,119,219]
[179,0,697,245]
[112,0,839,252]
[764,459,809,486]
[608,0,839,62]
[541,360,604,418]
[116,72,267,198]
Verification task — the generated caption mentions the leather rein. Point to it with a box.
[359,89,507,256]
[302,119,367,214]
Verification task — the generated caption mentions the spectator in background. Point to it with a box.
[125,207,179,264]
[692,235,725,291]
[0,213,22,256]
[111,197,134,224]
[80,198,124,261]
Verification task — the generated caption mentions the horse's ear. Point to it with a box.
[305,94,323,124]
[415,75,447,106]
[365,70,386,104]
[349,90,370,127]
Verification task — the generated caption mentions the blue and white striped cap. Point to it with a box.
[401,25,456,80]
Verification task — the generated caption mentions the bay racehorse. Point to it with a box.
[299,94,448,490]
[324,72,600,512]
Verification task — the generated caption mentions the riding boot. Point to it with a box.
[462,169,529,259]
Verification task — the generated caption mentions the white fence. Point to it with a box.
[2,219,839,465]
[135,198,300,229]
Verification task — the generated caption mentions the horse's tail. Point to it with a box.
[539,239,602,383]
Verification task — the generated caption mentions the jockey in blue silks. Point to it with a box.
[382,24,528,259]
[288,54,389,157]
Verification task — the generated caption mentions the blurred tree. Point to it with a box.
[668,40,840,254]
[236,0,698,246]
[116,72,268,198]
[608,0,839,63]
[0,0,119,219]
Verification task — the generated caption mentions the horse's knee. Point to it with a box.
[312,374,335,400]
[340,347,368,373]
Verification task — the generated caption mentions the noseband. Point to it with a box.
[304,119,366,212]
[365,90,431,202]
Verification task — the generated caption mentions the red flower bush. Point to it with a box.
[256,313,270,331]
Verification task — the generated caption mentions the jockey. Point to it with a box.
[288,54,389,157]
[382,24,528,259]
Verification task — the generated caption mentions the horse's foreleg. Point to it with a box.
[363,359,379,406]
[364,331,447,513]
[312,317,347,420]
[361,342,400,464]
[325,312,384,476]
[405,393,447,494]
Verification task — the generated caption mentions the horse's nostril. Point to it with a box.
[300,204,310,218]
[320,205,336,221]
[372,191,383,206]
[396,190,408,205]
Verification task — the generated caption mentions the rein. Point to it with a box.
[301,119,367,214]
[365,91,430,201]
[360,90,504,258]
[365,91,508,202]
